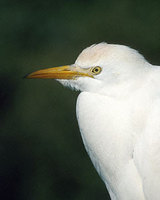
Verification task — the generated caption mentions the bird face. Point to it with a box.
[26,43,148,93]
[26,65,102,80]
[26,45,105,92]
[26,64,103,92]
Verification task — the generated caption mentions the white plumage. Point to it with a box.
[27,43,160,200]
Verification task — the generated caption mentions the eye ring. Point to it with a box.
[91,66,102,75]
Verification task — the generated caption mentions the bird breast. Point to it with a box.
[76,91,146,199]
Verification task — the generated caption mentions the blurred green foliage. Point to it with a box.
[1,0,160,199]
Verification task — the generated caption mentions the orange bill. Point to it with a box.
[25,65,93,79]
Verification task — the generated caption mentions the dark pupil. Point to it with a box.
[95,68,98,72]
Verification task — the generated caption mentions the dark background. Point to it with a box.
[1,0,160,199]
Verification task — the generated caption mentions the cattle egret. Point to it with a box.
[26,43,160,200]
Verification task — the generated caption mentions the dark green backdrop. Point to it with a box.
[1,0,160,199]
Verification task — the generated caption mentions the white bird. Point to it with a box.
[26,43,160,200]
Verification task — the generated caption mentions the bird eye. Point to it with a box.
[91,66,102,75]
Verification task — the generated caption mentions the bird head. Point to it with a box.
[26,43,149,94]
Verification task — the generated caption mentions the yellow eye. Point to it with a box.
[91,66,102,75]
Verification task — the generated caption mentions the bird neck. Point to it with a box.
[98,65,150,99]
